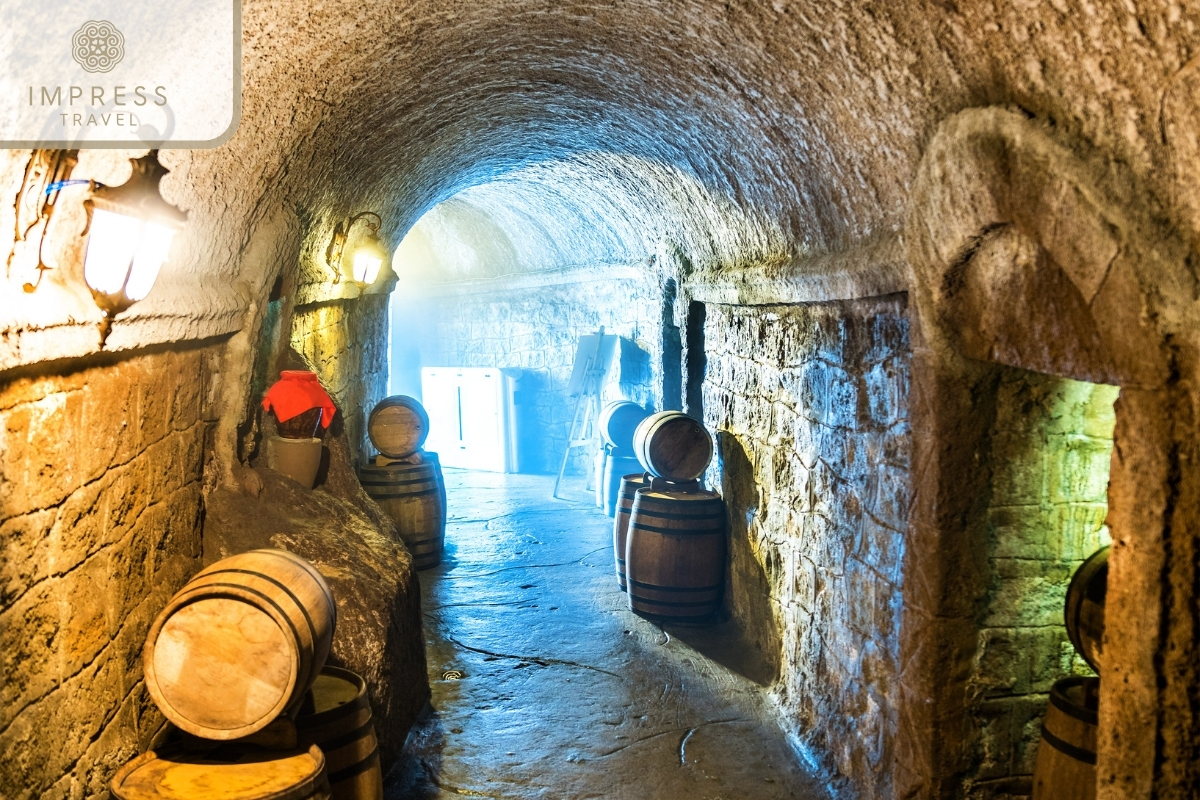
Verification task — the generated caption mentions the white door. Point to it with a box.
[421,367,509,472]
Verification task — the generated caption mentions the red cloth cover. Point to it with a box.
[262,371,337,427]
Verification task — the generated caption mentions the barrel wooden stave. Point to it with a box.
[633,411,713,482]
[599,401,650,451]
[613,473,648,591]
[367,396,430,459]
[625,489,726,620]
[1032,676,1098,800]
[359,462,445,569]
[112,743,331,800]
[1065,546,1109,674]
[296,667,383,800]
[603,452,643,518]
[144,550,336,741]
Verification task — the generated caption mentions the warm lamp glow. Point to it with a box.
[83,209,176,302]
[82,150,186,344]
[327,211,387,290]
[351,236,386,286]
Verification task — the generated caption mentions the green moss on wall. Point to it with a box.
[966,369,1118,797]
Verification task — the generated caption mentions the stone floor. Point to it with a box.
[385,470,831,800]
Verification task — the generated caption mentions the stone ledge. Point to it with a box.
[687,234,910,305]
[0,279,243,376]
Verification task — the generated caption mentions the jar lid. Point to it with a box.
[280,370,319,381]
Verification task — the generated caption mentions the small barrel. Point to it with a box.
[144,550,337,741]
[613,473,648,591]
[632,411,713,482]
[603,449,643,517]
[112,743,330,800]
[367,396,430,459]
[1065,546,1109,673]
[625,486,726,620]
[296,667,383,800]
[1032,676,1099,800]
[359,461,445,569]
[599,401,650,451]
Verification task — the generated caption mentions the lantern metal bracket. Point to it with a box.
[8,149,80,293]
[326,211,382,285]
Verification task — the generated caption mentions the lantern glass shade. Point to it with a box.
[350,231,387,286]
[83,208,176,302]
[352,249,384,286]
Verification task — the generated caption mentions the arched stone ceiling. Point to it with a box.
[163,0,1200,291]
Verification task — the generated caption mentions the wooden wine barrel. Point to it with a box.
[625,486,726,619]
[423,450,448,521]
[144,550,337,741]
[359,461,445,569]
[599,401,650,451]
[296,667,383,800]
[632,411,713,482]
[612,473,648,591]
[367,396,430,459]
[374,450,447,520]
[1032,676,1099,800]
[112,743,330,800]
[1065,546,1109,673]
[603,449,643,517]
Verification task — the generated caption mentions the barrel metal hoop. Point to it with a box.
[308,717,374,752]
[1048,690,1099,725]
[201,568,319,647]
[630,596,721,608]
[629,522,725,535]
[363,488,441,499]
[255,550,340,626]
[627,578,723,593]
[327,747,380,784]
[1040,726,1097,764]
[631,505,724,519]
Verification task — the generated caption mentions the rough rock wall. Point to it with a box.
[705,296,911,799]
[291,295,391,465]
[0,346,220,799]
[964,371,1117,798]
[404,272,662,473]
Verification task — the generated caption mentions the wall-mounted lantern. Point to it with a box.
[326,211,387,291]
[81,150,187,344]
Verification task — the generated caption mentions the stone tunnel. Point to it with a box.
[3,2,1200,799]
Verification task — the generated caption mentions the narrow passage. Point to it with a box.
[388,470,831,799]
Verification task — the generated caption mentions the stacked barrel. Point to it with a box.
[614,411,727,621]
[358,396,447,569]
[597,401,650,517]
[113,549,384,800]
[1032,545,1108,800]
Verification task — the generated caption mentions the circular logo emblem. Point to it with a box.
[72,20,125,74]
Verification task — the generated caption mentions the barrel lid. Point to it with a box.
[367,396,430,458]
[599,401,650,450]
[112,744,326,800]
[636,489,722,502]
[147,595,297,738]
[302,662,362,719]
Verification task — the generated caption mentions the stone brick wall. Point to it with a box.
[704,295,911,799]
[0,346,220,799]
[965,371,1117,798]
[291,295,391,465]
[403,273,662,474]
